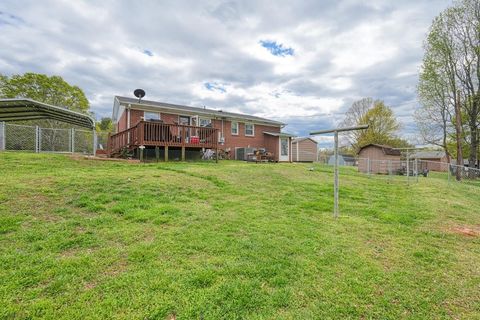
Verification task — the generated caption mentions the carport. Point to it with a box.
[0,98,96,154]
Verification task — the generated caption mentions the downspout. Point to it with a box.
[127,104,131,129]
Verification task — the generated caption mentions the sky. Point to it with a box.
[0,0,452,147]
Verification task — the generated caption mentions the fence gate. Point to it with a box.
[0,122,97,155]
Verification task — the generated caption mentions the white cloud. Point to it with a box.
[0,0,452,139]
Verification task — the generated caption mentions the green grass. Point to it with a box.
[0,153,479,319]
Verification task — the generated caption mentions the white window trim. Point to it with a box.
[245,123,255,137]
[231,121,239,135]
[144,111,161,121]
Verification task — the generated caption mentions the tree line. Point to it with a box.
[416,0,479,168]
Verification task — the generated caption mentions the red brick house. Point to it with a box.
[110,96,293,161]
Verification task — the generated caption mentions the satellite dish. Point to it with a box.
[134,89,146,102]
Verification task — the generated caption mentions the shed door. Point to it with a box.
[279,138,289,161]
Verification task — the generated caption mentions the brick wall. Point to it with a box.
[116,107,284,158]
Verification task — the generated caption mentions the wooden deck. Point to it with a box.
[108,121,218,157]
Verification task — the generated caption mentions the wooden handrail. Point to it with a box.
[108,121,218,155]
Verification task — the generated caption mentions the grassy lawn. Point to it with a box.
[0,153,479,319]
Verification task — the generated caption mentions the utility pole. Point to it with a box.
[454,90,463,181]
[310,125,368,218]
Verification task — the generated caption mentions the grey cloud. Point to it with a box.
[0,0,452,142]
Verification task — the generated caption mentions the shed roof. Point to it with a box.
[114,96,284,126]
[292,137,318,144]
[359,144,401,156]
[412,150,446,159]
[0,98,95,129]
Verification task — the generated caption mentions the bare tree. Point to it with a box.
[418,0,479,173]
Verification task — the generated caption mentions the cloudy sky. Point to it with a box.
[0,0,451,145]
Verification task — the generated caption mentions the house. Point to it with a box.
[328,154,356,166]
[292,137,317,162]
[412,150,448,172]
[357,144,401,174]
[110,96,293,161]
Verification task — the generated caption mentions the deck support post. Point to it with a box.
[155,146,159,162]
[215,147,218,163]
[164,146,169,162]
[181,146,185,161]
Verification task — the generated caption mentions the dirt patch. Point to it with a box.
[449,225,480,237]
[69,154,140,163]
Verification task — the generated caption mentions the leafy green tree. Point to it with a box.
[341,98,408,151]
[0,72,89,113]
[417,0,480,169]
[96,117,113,132]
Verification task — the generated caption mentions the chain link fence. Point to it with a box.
[356,157,480,186]
[0,122,98,155]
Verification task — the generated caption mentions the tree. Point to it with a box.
[96,117,113,132]
[0,72,89,113]
[340,98,407,151]
[417,0,480,171]
[339,97,373,148]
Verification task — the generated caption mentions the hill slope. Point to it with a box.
[0,153,479,319]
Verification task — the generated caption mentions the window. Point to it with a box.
[245,123,254,136]
[199,118,212,127]
[281,138,289,156]
[231,121,239,135]
[144,111,160,121]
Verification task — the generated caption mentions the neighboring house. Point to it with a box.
[292,137,317,162]
[110,96,293,161]
[412,151,448,172]
[357,144,401,174]
[328,154,356,166]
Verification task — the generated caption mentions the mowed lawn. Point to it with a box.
[0,153,479,319]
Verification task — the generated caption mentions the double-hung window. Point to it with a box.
[231,121,239,135]
[245,123,254,136]
[144,111,160,121]
[199,118,212,127]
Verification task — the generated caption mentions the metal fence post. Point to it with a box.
[415,158,419,183]
[71,128,75,153]
[35,126,40,153]
[93,130,97,156]
[0,122,5,151]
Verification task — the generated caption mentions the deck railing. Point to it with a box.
[108,121,218,155]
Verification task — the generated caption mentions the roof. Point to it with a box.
[359,144,401,156]
[114,96,284,126]
[0,99,95,129]
[412,150,446,159]
[292,137,318,144]
[263,131,295,137]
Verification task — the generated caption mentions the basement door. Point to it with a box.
[279,137,289,162]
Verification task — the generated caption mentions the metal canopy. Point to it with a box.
[0,98,95,129]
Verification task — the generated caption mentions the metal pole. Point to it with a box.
[334,131,339,218]
[415,158,418,183]
[35,126,40,153]
[406,150,410,185]
[71,128,75,153]
[93,130,97,156]
[0,122,5,151]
